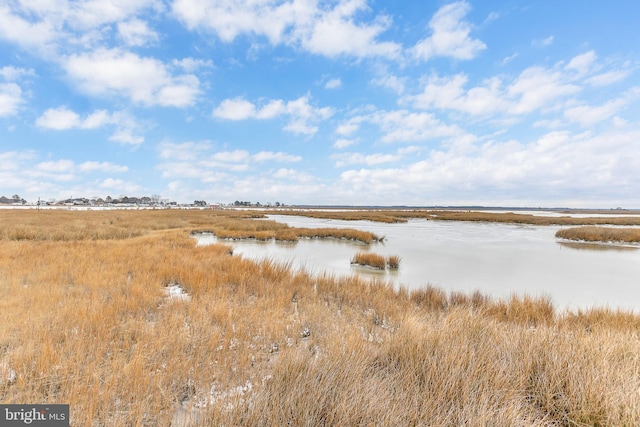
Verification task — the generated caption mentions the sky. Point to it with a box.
[1,1,639,207]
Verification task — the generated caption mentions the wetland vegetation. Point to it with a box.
[351,252,401,270]
[556,226,640,244]
[1,209,639,426]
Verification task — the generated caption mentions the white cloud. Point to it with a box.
[36,107,82,129]
[117,18,159,46]
[253,151,302,162]
[298,2,400,59]
[508,66,581,114]
[533,35,554,47]
[338,109,464,143]
[565,50,597,75]
[325,78,342,89]
[212,98,257,120]
[412,1,486,61]
[0,83,23,117]
[0,3,59,50]
[158,141,213,161]
[408,73,506,116]
[586,70,630,87]
[332,151,402,167]
[213,95,333,136]
[272,168,315,183]
[36,106,145,145]
[109,129,144,145]
[172,0,301,44]
[333,138,357,149]
[172,57,215,72]
[35,159,75,173]
[157,142,303,182]
[408,64,582,117]
[335,116,365,136]
[0,66,35,81]
[77,161,128,173]
[564,98,627,127]
[336,127,640,205]
[0,0,164,54]
[172,0,400,59]
[370,74,406,94]
[99,177,143,193]
[64,48,200,107]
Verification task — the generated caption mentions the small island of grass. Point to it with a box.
[351,252,401,270]
[555,226,640,244]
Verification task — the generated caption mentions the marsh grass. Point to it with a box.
[351,253,401,270]
[386,255,401,269]
[351,252,387,269]
[267,208,640,226]
[556,226,640,243]
[1,209,639,426]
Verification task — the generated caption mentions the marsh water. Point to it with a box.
[196,215,640,312]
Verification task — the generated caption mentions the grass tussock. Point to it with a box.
[351,252,401,270]
[555,226,640,243]
[0,209,639,426]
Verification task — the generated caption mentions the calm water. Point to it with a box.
[196,215,640,312]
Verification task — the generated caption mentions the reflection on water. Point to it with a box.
[196,215,640,312]
[557,241,639,252]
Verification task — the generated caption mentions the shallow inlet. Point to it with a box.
[196,215,640,312]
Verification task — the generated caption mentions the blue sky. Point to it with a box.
[1,1,639,207]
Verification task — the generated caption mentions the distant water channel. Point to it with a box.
[196,215,640,312]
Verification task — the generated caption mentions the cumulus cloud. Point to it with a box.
[336,127,640,205]
[117,18,159,46]
[157,142,303,181]
[564,98,628,127]
[253,151,302,162]
[172,0,400,59]
[333,138,357,149]
[213,95,333,136]
[586,70,631,87]
[336,109,464,143]
[0,66,35,81]
[64,48,200,107]
[0,3,59,51]
[99,177,143,193]
[77,161,129,173]
[412,1,486,61]
[332,151,402,167]
[172,57,215,72]
[370,74,406,94]
[565,50,597,75]
[0,0,163,53]
[0,83,23,117]
[407,62,584,117]
[325,78,342,89]
[36,106,145,145]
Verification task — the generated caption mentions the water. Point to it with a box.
[196,215,640,312]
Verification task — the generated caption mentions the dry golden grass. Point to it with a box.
[556,226,640,243]
[386,255,401,269]
[267,208,640,226]
[1,209,639,426]
[351,252,387,269]
[351,252,401,270]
